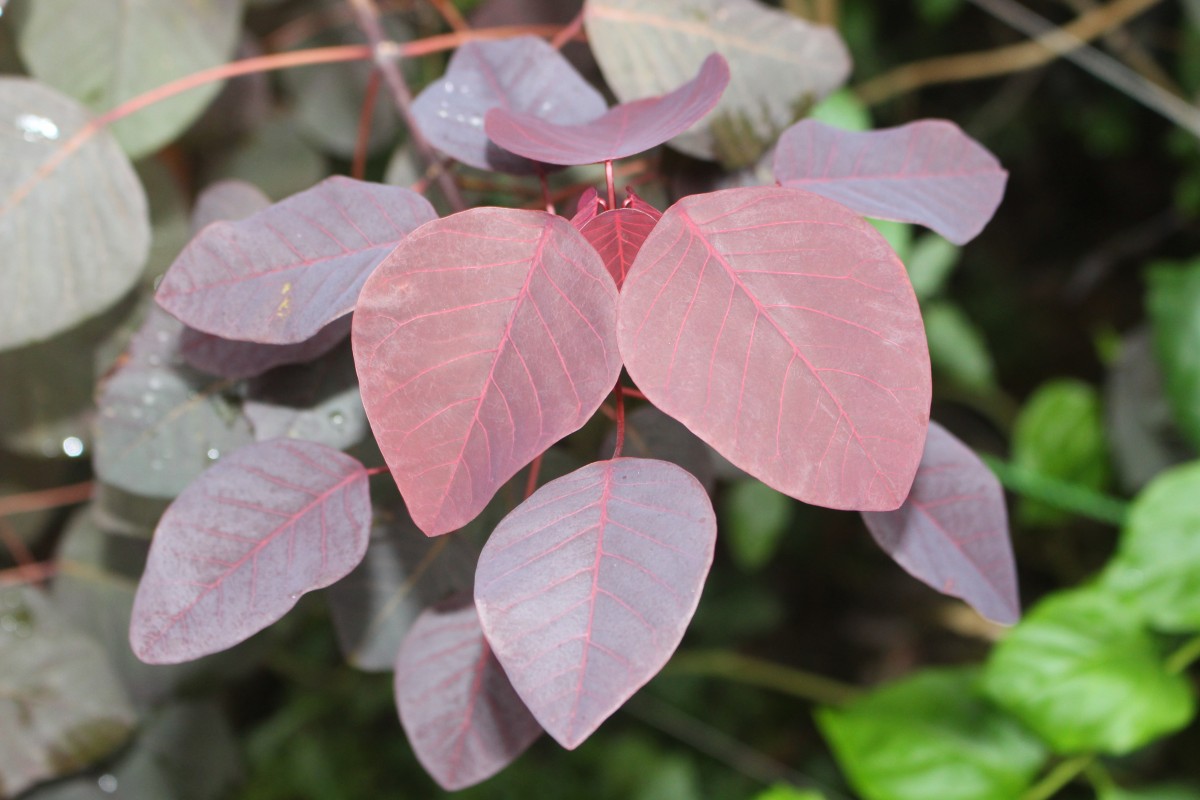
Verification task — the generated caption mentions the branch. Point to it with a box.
[0,481,93,518]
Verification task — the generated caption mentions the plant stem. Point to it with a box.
[1020,755,1094,800]
[612,384,626,458]
[523,455,542,500]
[351,68,382,180]
[551,7,586,49]
[426,0,469,32]
[1166,634,1200,674]
[979,454,1130,527]
[0,481,93,517]
[664,649,861,707]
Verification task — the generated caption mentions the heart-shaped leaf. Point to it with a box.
[412,35,608,173]
[862,421,1019,625]
[618,186,931,511]
[773,120,1007,245]
[584,0,850,167]
[485,53,730,166]
[0,78,149,350]
[157,176,436,344]
[580,208,658,288]
[474,458,716,749]
[353,208,621,536]
[395,594,541,790]
[129,439,372,663]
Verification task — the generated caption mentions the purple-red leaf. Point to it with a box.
[395,595,541,790]
[157,176,436,344]
[129,439,372,663]
[623,188,663,221]
[618,186,931,511]
[772,119,1007,245]
[580,208,658,288]
[474,458,716,749]
[179,317,350,380]
[485,53,730,166]
[862,422,1019,624]
[412,35,607,173]
[570,186,602,229]
[353,208,621,537]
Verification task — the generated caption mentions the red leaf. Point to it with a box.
[157,176,436,344]
[485,53,730,166]
[474,458,716,749]
[179,316,350,380]
[412,35,607,173]
[580,208,658,288]
[623,188,662,221]
[862,421,1019,624]
[772,119,1007,245]
[618,186,931,511]
[353,208,621,537]
[570,186,602,229]
[395,595,541,790]
[129,439,372,663]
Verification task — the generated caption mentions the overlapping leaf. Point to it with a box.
[180,317,350,380]
[580,209,658,288]
[412,35,608,173]
[773,120,1007,245]
[157,176,436,344]
[862,422,1019,625]
[353,208,621,536]
[129,439,372,663]
[0,78,149,350]
[15,0,244,158]
[190,178,271,234]
[395,595,541,790]
[485,53,730,166]
[585,0,850,167]
[618,186,931,511]
[474,458,716,749]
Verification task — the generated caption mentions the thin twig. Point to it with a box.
[0,481,93,517]
[665,649,861,706]
[352,69,382,180]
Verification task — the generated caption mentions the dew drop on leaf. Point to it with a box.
[206,447,220,461]
[98,774,118,794]
[61,436,84,457]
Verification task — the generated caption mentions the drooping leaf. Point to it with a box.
[862,422,1019,624]
[0,586,136,797]
[129,439,372,663]
[1147,258,1200,450]
[327,504,476,670]
[580,208,658,288]
[394,595,541,790]
[485,53,730,166]
[190,178,271,234]
[618,186,931,511]
[412,35,608,173]
[243,340,367,451]
[982,586,1195,755]
[0,78,150,350]
[474,458,717,749]
[157,176,436,344]
[722,478,793,571]
[353,208,621,536]
[179,316,350,380]
[1011,379,1110,526]
[1101,460,1200,632]
[94,307,255,499]
[773,119,1007,245]
[817,667,1047,800]
[15,0,244,159]
[584,0,850,168]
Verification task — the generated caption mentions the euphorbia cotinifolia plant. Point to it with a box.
[122,24,1012,793]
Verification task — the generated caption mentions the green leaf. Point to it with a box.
[1100,460,1200,632]
[751,786,827,800]
[209,113,327,201]
[1147,259,1200,449]
[1101,786,1200,800]
[982,586,1194,755]
[916,0,965,24]
[721,478,793,571]
[906,234,961,301]
[869,219,913,262]
[15,0,245,158]
[1012,379,1110,525]
[0,78,150,350]
[817,667,1047,800]
[924,301,997,392]
[808,89,871,132]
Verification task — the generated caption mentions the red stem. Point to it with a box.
[0,561,57,587]
[622,386,648,402]
[427,0,470,32]
[524,455,543,499]
[612,384,626,459]
[604,159,617,211]
[365,466,391,476]
[551,7,585,49]
[352,68,382,180]
[539,170,555,214]
[0,481,93,517]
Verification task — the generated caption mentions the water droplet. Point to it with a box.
[98,774,118,793]
[454,113,465,123]
[206,448,220,460]
[328,411,345,428]
[444,81,455,93]
[142,392,156,405]
[148,375,163,390]
[436,108,449,119]
[540,100,553,113]
[16,113,59,142]
[468,115,483,128]
[156,330,170,343]
[61,436,85,458]
[149,458,164,471]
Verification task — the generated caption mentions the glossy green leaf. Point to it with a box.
[982,586,1194,754]
[1012,379,1110,525]
[15,0,244,158]
[0,78,149,349]
[0,586,136,797]
[1147,259,1200,449]
[721,478,793,571]
[1101,460,1200,631]
[924,301,997,392]
[817,667,1046,800]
